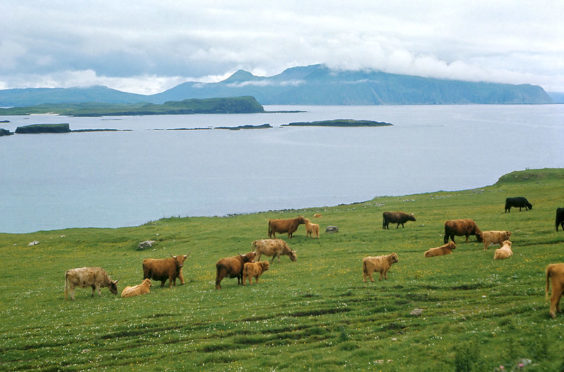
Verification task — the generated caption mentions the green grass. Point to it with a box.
[1,168,563,371]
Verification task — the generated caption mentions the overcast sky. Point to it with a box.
[2,0,563,94]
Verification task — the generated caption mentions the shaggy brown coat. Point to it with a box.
[268,216,306,238]
[251,239,297,263]
[493,240,513,260]
[243,261,270,285]
[443,219,483,244]
[121,278,152,298]
[305,219,320,238]
[64,267,118,300]
[482,230,512,250]
[424,241,456,257]
[546,263,564,319]
[143,254,189,288]
[362,253,399,282]
[382,211,416,229]
[215,251,257,289]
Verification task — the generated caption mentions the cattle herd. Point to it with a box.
[64,196,564,319]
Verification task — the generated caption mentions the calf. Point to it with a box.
[305,219,320,238]
[64,267,118,300]
[251,239,297,263]
[362,253,399,282]
[482,230,511,250]
[556,208,564,231]
[505,197,532,213]
[546,263,564,318]
[215,251,257,290]
[121,278,152,298]
[143,254,189,288]
[243,261,270,285]
[443,219,483,244]
[424,241,456,257]
[268,216,306,238]
[382,211,416,229]
[493,240,513,260]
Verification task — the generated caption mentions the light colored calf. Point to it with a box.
[362,253,399,282]
[493,240,513,260]
[546,263,564,319]
[482,230,511,250]
[121,279,152,298]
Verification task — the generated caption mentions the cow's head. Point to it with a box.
[390,253,399,263]
[260,261,270,271]
[447,241,456,250]
[505,231,512,239]
[109,280,119,295]
[475,230,483,242]
[408,214,416,222]
[288,249,297,262]
[297,216,306,224]
[242,251,257,263]
[172,254,189,270]
[143,278,152,287]
[502,240,512,247]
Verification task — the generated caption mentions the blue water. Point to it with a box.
[1,105,563,233]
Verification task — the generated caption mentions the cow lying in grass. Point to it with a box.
[243,261,270,285]
[546,263,564,319]
[121,278,151,298]
[64,267,118,300]
[424,241,456,257]
[362,253,399,282]
[482,230,511,250]
[493,240,513,260]
[215,251,257,290]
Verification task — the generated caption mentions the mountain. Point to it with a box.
[0,65,553,107]
[547,92,564,103]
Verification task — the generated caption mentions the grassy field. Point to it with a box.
[1,168,563,371]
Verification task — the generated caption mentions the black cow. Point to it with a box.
[556,208,564,232]
[505,197,532,213]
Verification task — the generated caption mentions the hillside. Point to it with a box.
[1,168,563,370]
[0,65,553,107]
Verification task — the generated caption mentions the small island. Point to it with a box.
[215,124,272,130]
[281,119,392,127]
[0,128,13,136]
[15,123,71,134]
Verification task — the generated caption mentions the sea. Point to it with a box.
[1,104,563,233]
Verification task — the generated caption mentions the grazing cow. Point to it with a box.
[505,197,532,213]
[362,253,399,282]
[121,279,152,298]
[251,239,297,263]
[443,219,483,244]
[243,261,270,285]
[556,208,564,231]
[424,241,456,257]
[268,216,306,238]
[142,254,189,288]
[382,211,416,229]
[493,240,513,260]
[482,230,512,250]
[545,263,564,318]
[215,251,257,290]
[64,267,118,300]
[304,218,320,238]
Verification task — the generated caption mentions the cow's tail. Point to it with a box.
[557,216,560,232]
[546,266,552,301]
[267,221,273,238]
[362,260,368,276]
[64,271,69,300]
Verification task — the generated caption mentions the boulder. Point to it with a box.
[325,226,339,233]
[137,240,156,250]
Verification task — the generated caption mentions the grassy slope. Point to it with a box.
[0,169,563,371]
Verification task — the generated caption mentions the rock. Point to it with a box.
[325,226,339,233]
[28,240,40,246]
[0,128,13,136]
[410,308,424,316]
[137,240,156,250]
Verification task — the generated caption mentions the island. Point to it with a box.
[0,96,265,117]
[0,128,13,136]
[15,123,71,134]
[281,119,392,127]
[215,124,272,130]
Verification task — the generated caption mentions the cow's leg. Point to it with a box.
[257,253,262,262]
[179,271,185,285]
[70,286,76,300]
[465,235,469,242]
[169,276,174,288]
[161,280,166,287]
[369,272,374,282]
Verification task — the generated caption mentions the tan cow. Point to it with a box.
[243,261,270,285]
[424,241,456,257]
[251,239,297,263]
[215,251,257,289]
[304,218,320,238]
[362,253,399,282]
[268,216,306,238]
[121,279,152,298]
[546,263,564,318]
[493,240,513,260]
[482,230,511,250]
[64,267,118,300]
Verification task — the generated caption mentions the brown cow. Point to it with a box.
[304,218,320,238]
[64,267,118,300]
[383,211,416,229]
[443,219,483,244]
[215,251,257,289]
[362,253,399,282]
[493,240,513,260]
[424,241,456,257]
[268,216,306,238]
[482,230,511,250]
[546,263,564,318]
[251,239,297,263]
[142,254,189,288]
[243,261,270,285]
[121,278,152,298]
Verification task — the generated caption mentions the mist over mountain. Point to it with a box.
[0,65,553,107]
